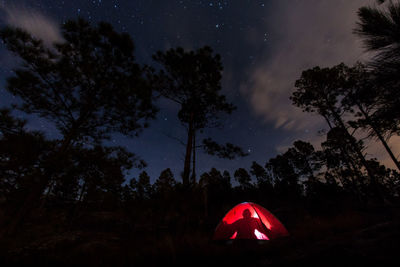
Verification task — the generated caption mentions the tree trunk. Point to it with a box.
[322,115,365,200]
[182,113,194,187]
[67,181,87,228]
[357,103,400,171]
[78,181,87,202]
[204,186,208,218]
[323,116,364,179]
[37,179,56,213]
[191,130,196,184]
[328,105,382,200]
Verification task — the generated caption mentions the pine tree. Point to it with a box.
[153,46,245,186]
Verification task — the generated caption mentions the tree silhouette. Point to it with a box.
[0,109,52,205]
[199,168,231,217]
[199,168,231,193]
[286,141,320,183]
[266,150,302,199]
[1,19,157,145]
[72,145,139,204]
[354,1,400,161]
[320,127,365,195]
[249,161,272,187]
[291,64,381,199]
[340,63,400,171]
[234,168,252,190]
[202,138,248,159]
[0,108,145,230]
[250,161,273,200]
[222,170,232,186]
[355,1,400,86]
[152,46,245,186]
[130,171,153,201]
[0,19,157,234]
[154,168,176,199]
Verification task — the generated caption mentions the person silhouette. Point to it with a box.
[221,208,271,240]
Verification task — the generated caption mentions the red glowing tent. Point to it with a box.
[213,202,289,240]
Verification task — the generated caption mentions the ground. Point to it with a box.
[1,205,399,266]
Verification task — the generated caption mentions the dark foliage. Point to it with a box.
[354,1,400,143]
[0,19,157,143]
[202,137,248,159]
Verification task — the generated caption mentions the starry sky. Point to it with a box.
[2,0,394,183]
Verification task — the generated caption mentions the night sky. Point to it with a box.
[2,0,394,183]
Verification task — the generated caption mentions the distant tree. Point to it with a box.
[199,168,231,217]
[266,152,302,199]
[130,171,153,200]
[0,19,157,234]
[154,168,176,198]
[222,170,232,186]
[202,138,248,160]
[234,168,252,189]
[250,161,270,185]
[199,168,231,193]
[153,46,246,186]
[0,109,52,204]
[74,145,139,204]
[121,184,134,203]
[263,141,319,199]
[250,161,273,199]
[383,168,400,199]
[286,141,321,185]
[0,108,141,219]
[366,159,398,196]
[0,109,26,134]
[320,127,365,194]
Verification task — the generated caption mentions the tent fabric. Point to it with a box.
[213,202,289,240]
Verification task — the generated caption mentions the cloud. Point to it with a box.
[0,3,62,46]
[243,0,375,133]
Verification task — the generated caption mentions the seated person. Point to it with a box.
[220,208,270,239]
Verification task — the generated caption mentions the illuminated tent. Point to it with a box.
[213,202,289,240]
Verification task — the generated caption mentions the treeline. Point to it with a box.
[1,1,400,237]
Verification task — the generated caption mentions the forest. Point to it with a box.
[1,0,400,266]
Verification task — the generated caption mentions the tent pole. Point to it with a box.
[250,203,270,238]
